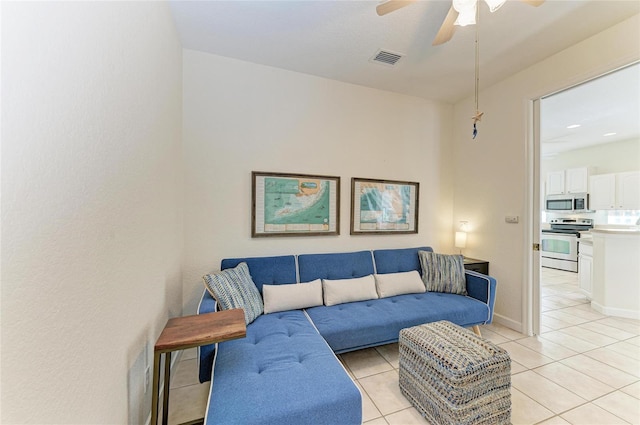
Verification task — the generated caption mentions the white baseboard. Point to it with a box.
[492,313,523,333]
[144,349,184,425]
[591,302,640,320]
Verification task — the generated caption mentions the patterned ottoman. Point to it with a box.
[399,321,511,425]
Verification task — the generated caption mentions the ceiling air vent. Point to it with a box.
[370,49,404,67]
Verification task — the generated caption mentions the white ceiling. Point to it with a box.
[168,0,640,152]
[541,62,640,155]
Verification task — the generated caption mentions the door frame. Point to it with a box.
[524,59,640,336]
[523,98,541,336]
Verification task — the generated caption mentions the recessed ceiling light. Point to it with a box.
[603,132,617,137]
[566,124,581,129]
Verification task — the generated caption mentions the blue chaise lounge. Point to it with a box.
[197,246,497,425]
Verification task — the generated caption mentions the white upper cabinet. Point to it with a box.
[546,167,590,195]
[617,171,640,209]
[590,174,616,210]
[590,171,640,210]
[546,170,565,195]
[565,167,590,193]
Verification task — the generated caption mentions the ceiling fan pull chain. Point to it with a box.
[472,2,482,139]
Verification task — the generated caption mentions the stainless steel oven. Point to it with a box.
[541,218,593,273]
[541,233,579,272]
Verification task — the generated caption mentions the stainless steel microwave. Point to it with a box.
[545,193,589,213]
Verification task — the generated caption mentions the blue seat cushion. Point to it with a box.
[205,310,362,425]
[306,292,490,353]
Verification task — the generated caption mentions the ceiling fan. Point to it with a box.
[376,0,545,45]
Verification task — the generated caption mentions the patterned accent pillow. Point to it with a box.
[202,262,263,325]
[418,251,467,295]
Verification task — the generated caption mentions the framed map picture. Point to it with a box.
[351,178,419,235]
[252,171,340,237]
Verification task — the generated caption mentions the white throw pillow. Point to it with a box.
[374,270,426,298]
[322,275,378,306]
[262,279,323,314]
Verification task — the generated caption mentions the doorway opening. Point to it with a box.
[529,62,640,335]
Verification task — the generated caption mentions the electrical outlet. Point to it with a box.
[145,366,150,394]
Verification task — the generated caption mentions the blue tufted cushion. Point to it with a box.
[202,262,263,324]
[298,250,374,282]
[221,255,297,293]
[418,251,467,295]
[373,246,432,274]
[205,311,362,425]
[306,292,489,353]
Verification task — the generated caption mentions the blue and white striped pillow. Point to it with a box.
[418,251,467,295]
[203,262,264,325]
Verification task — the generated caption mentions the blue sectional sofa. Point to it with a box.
[197,247,497,425]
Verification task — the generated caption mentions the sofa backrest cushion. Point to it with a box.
[221,255,297,293]
[322,275,378,306]
[262,280,323,314]
[373,246,432,274]
[298,250,374,282]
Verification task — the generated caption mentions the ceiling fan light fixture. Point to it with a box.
[453,0,477,26]
[484,0,507,13]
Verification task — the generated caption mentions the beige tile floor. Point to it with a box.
[166,268,640,424]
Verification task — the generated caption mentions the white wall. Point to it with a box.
[1,2,183,423]
[182,50,454,314]
[452,14,640,331]
[542,138,640,176]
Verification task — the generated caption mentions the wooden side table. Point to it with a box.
[151,309,246,425]
[463,257,489,275]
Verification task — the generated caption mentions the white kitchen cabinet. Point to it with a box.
[590,171,640,210]
[590,174,616,210]
[591,230,640,319]
[566,167,590,193]
[546,167,590,195]
[617,171,640,209]
[578,242,593,299]
[546,170,565,195]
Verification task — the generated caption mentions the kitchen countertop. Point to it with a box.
[591,228,640,235]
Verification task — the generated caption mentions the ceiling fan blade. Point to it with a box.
[432,6,459,46]
[376,0,417,16]
[520,0,545,6]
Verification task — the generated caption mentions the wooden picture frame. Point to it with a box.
[252,171,340,237]
[351,177,419,235]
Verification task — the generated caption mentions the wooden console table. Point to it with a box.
[151,309,246,425]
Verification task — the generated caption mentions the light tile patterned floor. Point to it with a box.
[167,268,640,424]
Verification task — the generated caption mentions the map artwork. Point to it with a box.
[358,182,412,231]
[263,177,331,233]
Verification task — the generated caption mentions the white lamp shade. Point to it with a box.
[455,231,467,249]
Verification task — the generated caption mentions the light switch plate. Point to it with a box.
[505,216,519,223]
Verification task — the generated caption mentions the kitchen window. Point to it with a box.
[607,210,640,225]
